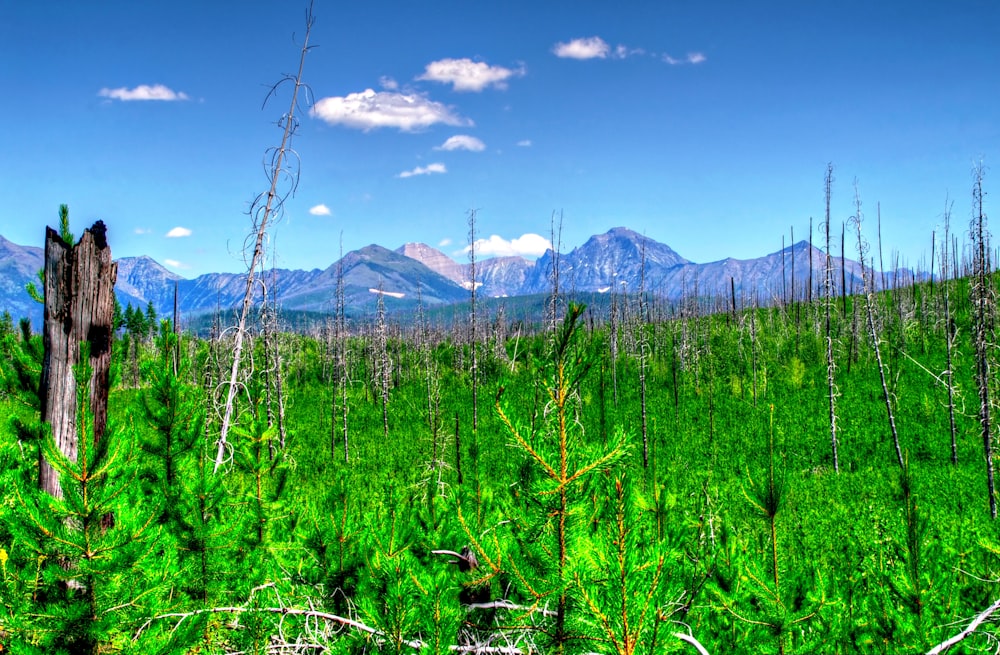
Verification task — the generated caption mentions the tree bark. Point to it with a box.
[39,221,117,498]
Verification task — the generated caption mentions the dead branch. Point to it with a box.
[465,600,559,618]
[134,605,422,650]
[215,2,314,473]
[927,598,1000,655]
[674,630,712,655]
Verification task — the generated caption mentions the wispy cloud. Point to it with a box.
[461,233,552,258]
[516,139,532,147]
[436,135,486,152]
[554,37,705,66]
[615,45,647,59]
[309,204,332,216]
[379,75,398,90]
[417,58,524,92]
[311,89,469,132]
[98,84,189,101]
[553,36,610,60]
[134,227,152,235]
[166,227,192,238]
[664,52,707,65]
[164,259,190,269]
[438,238,452,247]
[397,163,447,178]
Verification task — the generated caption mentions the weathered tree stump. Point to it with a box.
[39,221,117,498]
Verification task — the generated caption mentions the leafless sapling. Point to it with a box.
[970,162,997,518]
[215,4,314,472]
[853,181,904,470]
[823,165,840,473]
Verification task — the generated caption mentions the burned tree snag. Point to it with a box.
[39,221,117,498]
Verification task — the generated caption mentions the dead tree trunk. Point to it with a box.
[824,165,839,473]
[39,221,117,498]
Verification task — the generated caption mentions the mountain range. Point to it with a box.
[0,227,911,329]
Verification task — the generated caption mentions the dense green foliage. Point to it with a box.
[2,272,1000,654]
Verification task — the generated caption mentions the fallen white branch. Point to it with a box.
[134,605,422,650]
[674,631,711,655]
[466,599,559,618]
[928,597,1000,655]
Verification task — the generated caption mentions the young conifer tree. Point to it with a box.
[575,473,671,655]
[490,303,627,653]
[9,353,171,652]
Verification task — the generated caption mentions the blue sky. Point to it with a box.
[2,1,997,277]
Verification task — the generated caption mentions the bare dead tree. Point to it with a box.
[750,294,759,408]
[877,202,887,292]
[941,199,959,465]
[468,209,479,434]
[970,162,997,518]
[853,181,904,470]
[808,216,814,305]
[375,280,391,441]
[172,280,180,376]
[609,276,620,404]
[548,210,564,333]
[791,225,801,349]
[39,220,117,498]
[841,222,848,317]
[637,235,650,468]
[823,165,840,473]
[492,304,509,365]
[336,235,349,463]
[215,3,314,473]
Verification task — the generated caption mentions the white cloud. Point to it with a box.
[309,204,332,216]
[516,139,532,147]
[134,227,151,235]
[436,135,486,152]
[166,227,192,238]
[379,75,399,90]
[417,58,524,92]
[311,89,469,132]
[438,238,452,247]
[98,84,189,101]
[664,52,707,65]
[553,36,610,60]
[462,233,552,258]
[164,259,190,269]
[397,162,447,178]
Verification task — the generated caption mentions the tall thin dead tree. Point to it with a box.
[823,165,840,473]
[781,235,787,306]
[335,235,349,462]
[609,273,621,404]
[467,209,479,434]
[853,181,904,470]
[39,220,117,498]
[970,162,997,518]
[215,4,314,472]
[808,217,814,305]
[637,235,650,468]
[548,210,563,333]
[941,199,959,465]
[374,280,391,441]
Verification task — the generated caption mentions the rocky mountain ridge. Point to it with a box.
[0,227,911,328]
